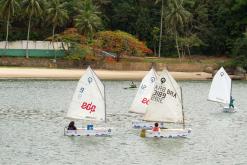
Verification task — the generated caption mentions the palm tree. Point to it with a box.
[0,0,19,52]
[22,0,43,58]
[46,0,68,40]
[46,0,68,60]
[74,0,102,41]
[165,0,191,59]
[155,0,164,58]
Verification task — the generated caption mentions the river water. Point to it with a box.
[0,80,246,165]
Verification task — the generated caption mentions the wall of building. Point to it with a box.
[0,41,68,57]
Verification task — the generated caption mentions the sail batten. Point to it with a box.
[208,67,231,104]
[129,68,158,114]
[66,67,105,122]
[143,70,183,123]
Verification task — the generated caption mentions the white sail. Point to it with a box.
[66,66,105,122]
[89,67,105,99]
[208,67,231,104]
[129,68,158,114]
[143,70,183,123]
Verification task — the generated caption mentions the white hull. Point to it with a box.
[64,127,112,136]
[140,128,191,138]
[132,121,166,129]
[223,107,236,113]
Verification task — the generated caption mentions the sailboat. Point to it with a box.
[129,68,165,129]
[64,66,112,136]
[140,70,191,138]
[208,67,236,113]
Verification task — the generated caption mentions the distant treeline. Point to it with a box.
[0,0,247,58]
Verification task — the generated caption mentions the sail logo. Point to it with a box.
[81,102,96,113]
[88,77,93,84]
[161,78,166,84]
[141,98,150,105]
[141,84,147,89]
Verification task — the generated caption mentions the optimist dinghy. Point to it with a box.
[140,70,191,138]
[64,66,111,136]
[129,68,165,129]
[208,67,236,113]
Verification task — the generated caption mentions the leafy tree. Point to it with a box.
[46,0,68,42]
[0,0,19,51]
[165,0,192,59]
[46,0,68,60]
[178,34,204,57]
[155,0,165,57]
[232,33,247,69]
[74,0,102,41]
[22,0,43,58]
[151,26,160,56]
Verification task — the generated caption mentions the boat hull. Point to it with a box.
[140,128,191,138]
[223,107,236,113]
[64,127,112,136]
[132,121,166,129]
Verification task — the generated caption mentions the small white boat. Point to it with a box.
[223,107,236,113]
[208,67,236,113]
[129,68,159,129]
[64,66,112,137]
[64,127,112,136]
[140,70,192,138]
[132,121,165,129]
[141,128,191,138]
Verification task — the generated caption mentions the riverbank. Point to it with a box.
[0,67,212,80]
[0,56,222,72]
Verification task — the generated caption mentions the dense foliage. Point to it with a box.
[0,0,247,59]
[94,31,152,58]
[52,28,152,60]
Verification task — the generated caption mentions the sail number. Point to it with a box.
[81,102,96,113]
[151,85,177,103]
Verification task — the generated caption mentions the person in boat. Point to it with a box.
[229,96,235,108]
[152,123,160,132]
[68,121,77,130]
[130,81,137,88]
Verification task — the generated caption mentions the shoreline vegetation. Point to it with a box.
[0,0,246,79]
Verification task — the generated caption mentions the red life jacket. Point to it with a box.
[152,127,160,132]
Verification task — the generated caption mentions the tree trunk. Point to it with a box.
[26,14,32,58]
[187,46,192,61]
[4,11,11,55]
[52,25,56,61]
[158,0,164,58]
[175,32,181,61]
[153,42,157,56]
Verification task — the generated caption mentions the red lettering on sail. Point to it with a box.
[81,102,96,113]
[141,98,150,105]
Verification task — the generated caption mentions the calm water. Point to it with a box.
[0,80,246,165]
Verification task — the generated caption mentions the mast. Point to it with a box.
[104,83,106,123]
[181,87,185,129]
[230,79,232,97]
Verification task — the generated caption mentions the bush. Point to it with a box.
[231,36,247,69]
[93,30,152,59]
[65,43,92,61]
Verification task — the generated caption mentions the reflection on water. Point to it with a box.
[0,80,246,164]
